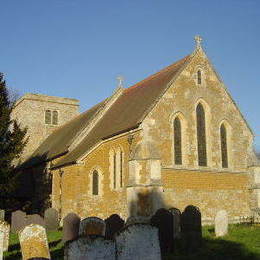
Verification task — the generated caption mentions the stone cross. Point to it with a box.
[194,35,202,49]
[116,75,124,88]
[215,210,228,237]
[19,224,50,260]
[0,221,10,252]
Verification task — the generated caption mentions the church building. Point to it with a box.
[16,37,260,224]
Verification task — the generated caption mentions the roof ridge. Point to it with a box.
[125,55,190,92]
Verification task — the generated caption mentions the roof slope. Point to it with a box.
[22,54,190,169]
[53,55,190,168]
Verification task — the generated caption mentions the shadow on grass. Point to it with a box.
[164,236,260,260]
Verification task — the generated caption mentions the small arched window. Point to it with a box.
[92,170,99,195]
[196,103,207,166]
[197,70,202,85]
[220,124,228,168]
[52,111,58,125]
[174,117,182,165]
[45,110,51,124]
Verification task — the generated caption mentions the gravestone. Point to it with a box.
[215,210,228,237]
[26,214,45,227]
[79,217,105,237]
[64,236,116,260]
[19,224,50,260]
[169,207,181,239]
[0,231,3,260]
[116,223,161,260]
[11,210,27,233]
[44,208,59,231]
[0,221,10,251]
[0,210,4,222]
[181,205,202,253]
[151,208,174,255]
[62,213,80,243]
[105,214,125,239]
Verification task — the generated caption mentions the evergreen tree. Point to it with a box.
[0,72,28,209]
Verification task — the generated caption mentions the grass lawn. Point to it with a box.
[4,224,260,260]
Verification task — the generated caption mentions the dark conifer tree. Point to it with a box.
[0,73,28,209]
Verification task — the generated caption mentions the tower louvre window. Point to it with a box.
[174,117,182,165]
[52,111,58,125]
[196,103,207,166]
[45,110,52,124]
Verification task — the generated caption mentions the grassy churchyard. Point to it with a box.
[4,224,260,260]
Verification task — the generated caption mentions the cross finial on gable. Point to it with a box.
[194,35,203,49]
[116,75,124,88]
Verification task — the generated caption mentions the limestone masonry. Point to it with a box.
[16,37,260,224]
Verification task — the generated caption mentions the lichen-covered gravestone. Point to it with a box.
[11,210,27,233]
[79,217,105,237]
[0,231,4,260]
[215,210,228,237]
[116,222,161,260]
[19,224,50,260]
[151,208,174,254]
[26,214,45,227]
[0,221,10,251]
[62,213,80,243]
[0,210,4,222]
[105,214,125,239]
[44,208,59,231]
[64,236,116,260]
[181,205,202,253]
[169,207,181,239]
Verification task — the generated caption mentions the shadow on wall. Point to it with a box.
[13,153,51,215]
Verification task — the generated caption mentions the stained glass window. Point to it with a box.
[174,117,182,165]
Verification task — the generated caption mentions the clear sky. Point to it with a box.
[1,1,260,150]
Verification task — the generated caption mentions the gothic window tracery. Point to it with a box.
[196,103,207,166]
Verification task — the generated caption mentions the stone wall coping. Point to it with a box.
[14,93,79,108]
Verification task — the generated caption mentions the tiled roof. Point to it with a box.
[22,54,191,169]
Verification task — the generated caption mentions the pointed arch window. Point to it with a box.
[174,117,182,165]
[113,152,116,189]
[120,150,123,187]
[92,170,99,195]
[220,124,228,168]
[197,70,202,85]
[196,103,207,166]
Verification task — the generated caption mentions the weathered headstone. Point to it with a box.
[0,221,10,251]
[44,208,59,231]
[0,231,3,260]
[116,223,161,260]
[215,210,228,237]
[64,236,116,260]
[151,208,174,254]
[0,210,4,222]
[26,214,45,227]
[19,224,50,260]
[62,213,80,243]
[11,210,27,233]
[169,207,181,239]
[105,214,125,239]
[79,217,105,237]
[181,205,202,253]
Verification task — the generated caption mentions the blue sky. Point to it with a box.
[1,1,260,150]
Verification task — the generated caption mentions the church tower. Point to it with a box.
[11,93,79,163]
